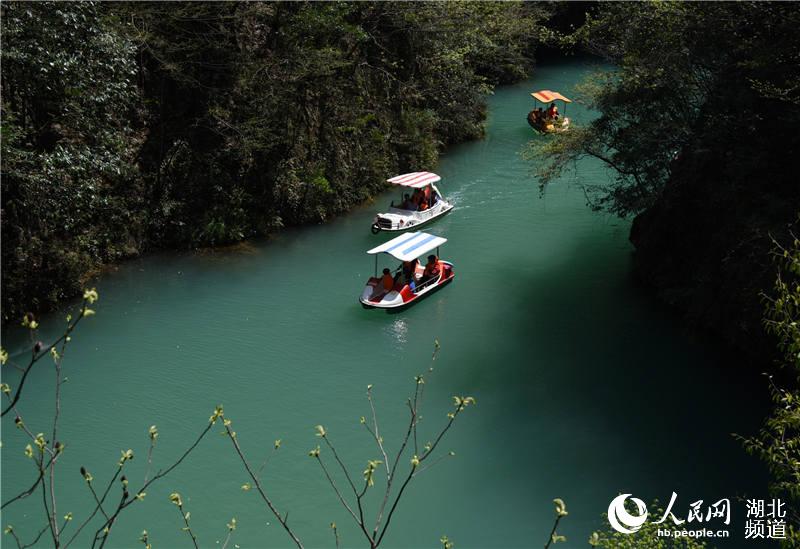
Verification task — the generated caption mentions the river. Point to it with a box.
[1,59,771,548]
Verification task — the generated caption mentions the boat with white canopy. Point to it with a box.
[359,231,455,309]
[371,172,453,234]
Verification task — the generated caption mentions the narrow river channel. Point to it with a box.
[2,59,770,548]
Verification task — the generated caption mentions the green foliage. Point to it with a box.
[765,237,800,371]
[1,1,141,320]
[592,510,707,549]
[1,1,549,319]
[740,236,800,547]
[530,2,800,218]
[549,498,706,549]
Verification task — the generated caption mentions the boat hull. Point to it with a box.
[527,111,570,133]
[371,202,453,233]
[359,262,455,309]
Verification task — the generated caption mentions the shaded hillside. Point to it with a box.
[1,1,550,321]
[534,1,800,359]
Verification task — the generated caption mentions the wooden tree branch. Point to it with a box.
[6,523,49,549]
[223,422,304,549]
[375,465,415,547]
[377,401,467,547]
[64,466,123,548]
[330,522,340,549]
[93,489,127,549]
[1,451,57,510]
[2,303,89,418]
[39,461,57,547]
[543,515,563,549]
[66,420,212,548]
[320,434,360,499]
[372,387,419,539]
[313,455,362,530]
[174,500,199,549]
[318,433,374,543]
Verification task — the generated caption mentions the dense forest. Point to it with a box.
[1,1,550,320]
[536,2,800,360]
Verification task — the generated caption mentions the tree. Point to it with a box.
[1,1,141,322]
[526,1,800,355]
[529,2,800,217]
[542,497,707,549]
[2,1,550,320]
[740,234,800,547]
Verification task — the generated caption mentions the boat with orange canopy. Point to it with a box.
[527,90,571,133]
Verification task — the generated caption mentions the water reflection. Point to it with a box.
[387,317,408,345]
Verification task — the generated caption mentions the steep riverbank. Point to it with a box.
[630,131,798,365]
[1,2,550,323]
[530,2,800,369]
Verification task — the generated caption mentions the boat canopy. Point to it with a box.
[367,231,447,261]
[531,90,572,103]
[387,172,441,189]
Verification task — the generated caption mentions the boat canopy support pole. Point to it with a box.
[374,255,378,278]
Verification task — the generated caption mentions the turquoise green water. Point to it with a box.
[2,60,770,548]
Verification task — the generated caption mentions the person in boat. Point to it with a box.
[372,267,396,299]
[411,188,425,208]
[419,198,429,211]
[421,254,440,285]
[400,193,416,211]
[383,267,396,289]
[401,258,419,284]
[546,102,559,120]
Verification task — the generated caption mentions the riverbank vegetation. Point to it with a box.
[530,4,800,543]
[741,237,800,546]
[531,1,800,359]
[1,1,550,321]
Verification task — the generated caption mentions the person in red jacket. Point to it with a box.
[421,255,440,285]
[380,268,395,292]
[371,268,396,300]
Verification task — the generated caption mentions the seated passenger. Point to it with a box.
[546,102,559,120]
[371,267,395,300]
[381,268,395,292]
[419,199,429,211]
[421,254,440,284]
[401,258,419,283]
[400,193,416,211]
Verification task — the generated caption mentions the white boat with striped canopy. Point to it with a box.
[360,231,455,309]
[371,171,454,234]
